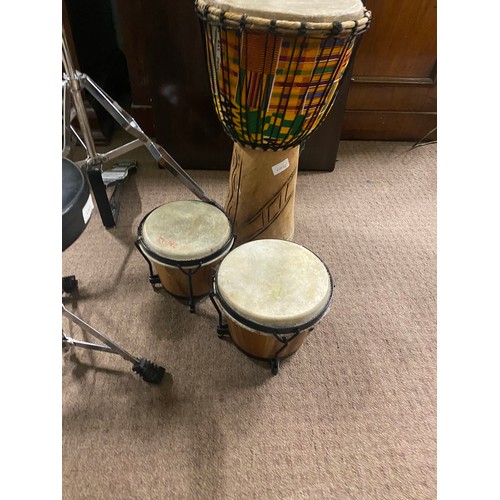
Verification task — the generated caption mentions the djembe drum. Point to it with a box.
[195,0,371,244]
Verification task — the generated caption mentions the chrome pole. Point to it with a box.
[62,27,98,160]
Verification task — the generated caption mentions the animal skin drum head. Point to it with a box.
[204,0,365,23]
[141,200,232,262]
[217,239,332,328]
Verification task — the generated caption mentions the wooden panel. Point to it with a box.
[346,81,436,112]
[353,0,437,78]
[149,0,230,169]
[342,111,437,141]
[342,0,437,140]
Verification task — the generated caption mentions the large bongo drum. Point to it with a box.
[196,0,371,244]
[210,239,334,374]
[135,200,234,312]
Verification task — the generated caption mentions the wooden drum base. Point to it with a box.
[153,261,218,300]
[226,316,311,361]
[225,143,299,245]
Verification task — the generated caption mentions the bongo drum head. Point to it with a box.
[216,239,332,329]
[204,0,365,23]
[140,200,232,262]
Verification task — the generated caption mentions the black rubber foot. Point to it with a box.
[271,358,280,375]
[149,274,161,286]
[217,324,229,338]
[62,275,78,293]
[132,359,166,384]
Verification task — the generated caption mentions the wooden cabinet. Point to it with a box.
[344,0,437,140]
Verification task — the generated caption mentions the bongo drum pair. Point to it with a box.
[195,0,371,245]
[137,205,333,374]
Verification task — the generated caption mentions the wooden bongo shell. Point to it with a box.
[152,257,225,300]
[211,239,334,360]
[225,316,313,360]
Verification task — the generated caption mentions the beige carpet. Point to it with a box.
[62,136,436,499]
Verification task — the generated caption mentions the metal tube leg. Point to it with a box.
[62,304,138,363]
[62,304,166,384]
[82,73,220,208]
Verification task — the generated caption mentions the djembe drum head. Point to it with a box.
[204,0,365,23]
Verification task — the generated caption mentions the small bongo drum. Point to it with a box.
[196,0,371,245]
[136,200,234,312]
[210,239,333,374]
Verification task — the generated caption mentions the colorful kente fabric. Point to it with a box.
[205,25,355,149]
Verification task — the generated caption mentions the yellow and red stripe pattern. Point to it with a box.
[205,25,355,149]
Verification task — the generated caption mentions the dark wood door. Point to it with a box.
[343,0,437,141]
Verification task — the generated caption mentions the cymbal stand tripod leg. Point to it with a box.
[62,304,165,384]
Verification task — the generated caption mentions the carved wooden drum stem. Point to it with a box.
[196,0,371,245]
[225,144,299,244]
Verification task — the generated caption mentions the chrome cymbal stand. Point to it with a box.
[62,28,220,228]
